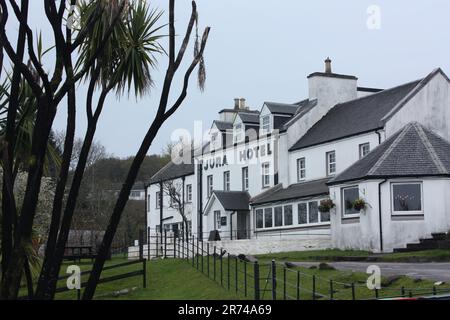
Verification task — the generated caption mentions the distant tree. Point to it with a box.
[163,179,190,239]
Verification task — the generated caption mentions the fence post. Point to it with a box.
[271,260,276,300]
[227,253,231,290]
[192,235,195,266]
[329,279,334,300]
[201,241,204,273]
[433,286,437,296]
[401,286,405,297]
[296,270,300,300]
[351,282,356,300]
[283,266,286,300]
[174,236,177,259]
[197,237,200,269]
[156,233,159,258]
[312,275,316,300]
[220,250,223,286]
[235,256,238,294]
[207,243,210,277]
[254,261,260,300]
[164,230,167,258]
[143,259,147,288]
[214,246,217,281]
[139,229,144,260]
[147,227,151,260]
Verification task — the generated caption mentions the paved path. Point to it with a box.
[290,261,450,282]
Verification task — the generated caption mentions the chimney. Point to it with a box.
[234,98,240,110]
[325,57,332,74]
[307,58,358,114]
[239,98,246,110]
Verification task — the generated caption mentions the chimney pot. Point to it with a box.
[325,57,332,74]
[234,98,240,110]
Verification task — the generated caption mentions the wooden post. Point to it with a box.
[271,260,276,300]
[254,261,260,300]
[143,260,147,288]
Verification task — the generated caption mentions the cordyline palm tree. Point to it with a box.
[35,0,166,299]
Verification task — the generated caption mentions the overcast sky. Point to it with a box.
[7,0,450,157]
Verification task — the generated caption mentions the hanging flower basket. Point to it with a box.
[319,199,336,213]
[353,198,368,212]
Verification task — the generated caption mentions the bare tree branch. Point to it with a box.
[173,1,197,71]
[163,27,210,121]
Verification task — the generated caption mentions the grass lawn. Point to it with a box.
[255,248,450,263]
[19,247,450,300]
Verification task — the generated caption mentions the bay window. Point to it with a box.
[342,186,359,216]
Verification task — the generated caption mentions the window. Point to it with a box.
[186,184,192,202]
[156,191,160,208]
[211,131,219,147]
[242,167,249,191]
[130,191,141,198]
[326,151,336,176]
[214,210,221,230]
[262,162,270,188]
[264,208,273,228]
[321,210,330,222]
[308,201,319,223]
[261,115,270,133]
[223,171,230,191]
[297,158,306,181]
[392,182,423,214]
[207,175,213,198]
[221,216,227,226]
[342,186,359,216]
[147,194,150,211]
[284,205,293,226]
[256,209,264,229]
[359,143,370,159]
[274,206,283,227]
[234,123,243,143]
[298,203,307,224]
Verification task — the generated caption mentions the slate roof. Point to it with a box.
[264,102,300,115]
[149,159,195,184]
[238,112,260,124]
[213,120,233,131]
[328,122,450,185]
[289,79,422,151]
[250,178,330,206]
[212,191,251,211]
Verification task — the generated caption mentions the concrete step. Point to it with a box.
[406,242,438,250]
[432,233,448,241]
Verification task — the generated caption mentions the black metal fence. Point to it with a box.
[143,231,450,300]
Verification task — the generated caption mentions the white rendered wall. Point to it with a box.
[385,72,450,140]
[288,132,380,185]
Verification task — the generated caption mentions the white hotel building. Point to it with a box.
[146,59,450,253]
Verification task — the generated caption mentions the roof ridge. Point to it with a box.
[414,123,448,174]
[367,124,413,175]
[334,78,422,108]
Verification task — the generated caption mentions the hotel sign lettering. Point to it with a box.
[202,142,273,171]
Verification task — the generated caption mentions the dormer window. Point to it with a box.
[261,115,271,134]
[234,123,243,143]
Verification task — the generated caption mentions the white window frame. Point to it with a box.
[234,123,243,143]
[242,167,249,191]
[207,175,213,198]
[359,143,370,159]
[341,186,360,218]
[223,171,230,191]
[391,181,424,216]
[326,151,336,176]
[214,210,221,230]
[255,209,264,229]
[186,184,192,203]
[261,115,271,134]
[155,191,160,209]
[262,162,270,188]
[297,157,306,181]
